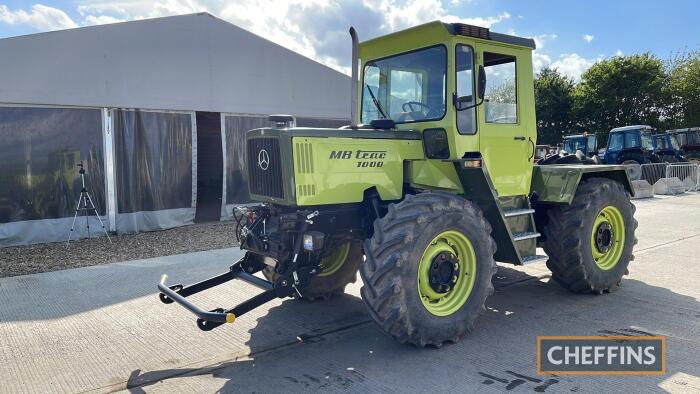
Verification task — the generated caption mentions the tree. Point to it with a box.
[534,67,575,144]
[665,50,700,128]
[572,53,666,142]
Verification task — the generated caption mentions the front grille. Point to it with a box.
[247,137,284,199]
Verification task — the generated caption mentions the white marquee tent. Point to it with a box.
[0,13,350,246]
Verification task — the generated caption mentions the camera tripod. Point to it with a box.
[67,161,112,245]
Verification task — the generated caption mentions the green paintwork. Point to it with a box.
[418,230,477,316]
[246,127,423,205]
[531,164,634,204]
[317,241,350,277]
[410,160,464,192]
[292,136,423,205]
[591,206,626,270]
[359,21,537,197]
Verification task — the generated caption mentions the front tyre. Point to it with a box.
[542,178,637,293]
[263,239,363,300]
[360,192,497,347]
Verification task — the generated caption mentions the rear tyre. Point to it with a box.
[263,239,363,300]
[360,192,497,347]
[542,178,637,293]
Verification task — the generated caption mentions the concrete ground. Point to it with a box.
[1,194,699,394]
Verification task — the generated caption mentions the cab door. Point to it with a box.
[476,45,534,197]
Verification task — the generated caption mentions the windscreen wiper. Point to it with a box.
[366,84,388,119]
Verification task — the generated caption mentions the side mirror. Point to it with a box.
[478,65,486,100]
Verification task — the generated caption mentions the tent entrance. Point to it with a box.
[195,111,223,223]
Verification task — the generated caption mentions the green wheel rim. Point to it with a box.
[417,230,477,317]
[591,206,626,270]
[317,241,350,277]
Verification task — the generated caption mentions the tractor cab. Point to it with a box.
[562,133,597,157]
[652,132,687,163]
[668,127,700,162]
[357,22,537,197]
[603,125,660,165]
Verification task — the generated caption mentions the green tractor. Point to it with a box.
[159,21,637,347]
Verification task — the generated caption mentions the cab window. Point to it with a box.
[655,136,667,149]
[361,45,447,124]
[676,132,687,146]
[587,135,596,152]
[608,133,623,151]
[670,135,680,150]
[389,69,424,116]
[639,130,652,150]
[484,52,517,123]
[455,44,476,134]
[624,132,637,148]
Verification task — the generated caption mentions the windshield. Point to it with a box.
[688,130,700,145]
[361,45,446,124]
[655,135,679,150]
[669,134,681,150]
[654,136,668,149]
[640,130,654,150]
[563,137,586,153]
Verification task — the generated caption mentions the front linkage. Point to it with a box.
[158,205,327,331]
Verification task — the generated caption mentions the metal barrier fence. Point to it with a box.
[639,163,668,186]
[636,162,700,196]
[666,163,699,193]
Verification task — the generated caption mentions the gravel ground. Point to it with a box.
[0,222,239,278]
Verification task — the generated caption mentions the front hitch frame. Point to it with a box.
[158,255,282,331]
[158,209,323,331]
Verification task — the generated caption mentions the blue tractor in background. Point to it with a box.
[652,132,687,163]
[603,125,661,165]
[562,132,598,157]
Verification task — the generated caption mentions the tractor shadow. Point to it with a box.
[125,266,700,393]
[125,292,370,393]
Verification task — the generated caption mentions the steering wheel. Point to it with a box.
[402,101,433,114]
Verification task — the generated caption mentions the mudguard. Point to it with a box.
[531,164,634,204]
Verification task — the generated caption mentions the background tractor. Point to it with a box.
[562,132,598,158]
[668,127,700,163]
[652,132,687,163]
[602,125,660,165]
[159,21,638,347]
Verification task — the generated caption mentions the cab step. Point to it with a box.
[503,208,535,218]
[521,255,548,264]
[512,231,541,241]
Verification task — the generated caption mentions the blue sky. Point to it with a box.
[1,0,698,80]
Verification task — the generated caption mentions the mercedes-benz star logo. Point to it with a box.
[258,149,270,171]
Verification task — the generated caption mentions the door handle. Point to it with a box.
[514,136,526,141]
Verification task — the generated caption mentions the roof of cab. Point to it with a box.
[610,125,654,133]
[360,20,536,50]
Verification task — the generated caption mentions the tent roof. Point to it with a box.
[0,13,350,119]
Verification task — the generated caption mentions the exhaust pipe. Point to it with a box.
[349,27,359,129]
